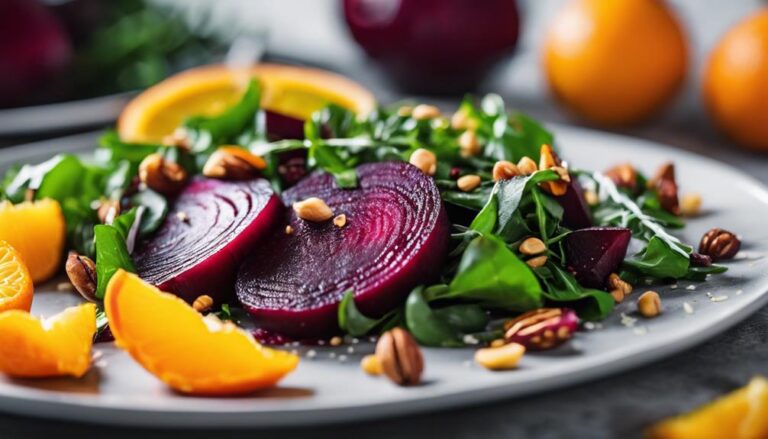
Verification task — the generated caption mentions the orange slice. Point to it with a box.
[0,199,66,283]
[647,376,768,439]
[0,241,33,313]
[118,63,376,143]
[105,270,299,395]
[0,303,96,378]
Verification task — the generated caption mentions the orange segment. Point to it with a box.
[0,241,33,312]
[0,303,96,378]
[105,270,299,395]
[647,376,768,439]
[118,63,376,143]
[0,199,66,283]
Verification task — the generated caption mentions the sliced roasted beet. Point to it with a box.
[266,111,305,140]
[554,180,593,230]
[236,162,450,337]
[564,227,631,288]
[134,177,282,304]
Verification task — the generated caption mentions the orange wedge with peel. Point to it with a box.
[647,376,768,439]
[0,303,96,378]
[0,240,33,313]
[0,199,66,283]
[105,270,298,396]
[118,63,376,143]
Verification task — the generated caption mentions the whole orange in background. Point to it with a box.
[543,0,688,126]
[703,9,768,152]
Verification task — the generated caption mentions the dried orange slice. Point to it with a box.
[0,303,96,378]
[0,241,33,313]
[0,199,66,283]
[118,63,376,143]
[105,270,298,395]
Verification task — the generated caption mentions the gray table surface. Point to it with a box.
[2,1,768,437]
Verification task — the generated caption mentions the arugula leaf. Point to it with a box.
[447,235,543,310]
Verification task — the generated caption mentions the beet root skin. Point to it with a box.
[554,179,593,230]
[564,227,632,288]
[236,162,451,337]
[134,177,282,304]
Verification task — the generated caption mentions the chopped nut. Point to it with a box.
[539,144,569,196]
[161,127,191,150]
[649,162,680,215]
[176,211,189,223]
[538,144,561,170]
[409,148,437,176]
[517,157,538,175]
[504,308,578,350]
[680,193,702,217]
[293,197,334,222]
[604,163,638,190]
[451,109,469,130]
[474,343,525,370]
[329,336,343,347]
[525,255,548,268]
[411,104,441,120]
[285,225,294,235]
[65,251,97,302]
[492,160,520,181]
[361,354,382,376]
[333,214,347,228]
[397,105,413,117]
[637,291,662,318]
[519,237,547,256]
[192,295,214,313]
[458,130,481,157]
[202,147,266,180]
[457,174,481,192]
[610,288,625,303]
[490,338,506,348]
[699,228,741,261]
[607,273,633,296]
[96,199,120,224]
[376,328,424,386]
[139,153,188,196]
[584,190,600,206]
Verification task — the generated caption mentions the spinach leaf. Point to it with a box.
[623,236,691,279]
[338,291,386,337]
[447,235,543,310]
[94,211,137,299]
[405,286,465,347]
[130,189,169,236]
[537,263,614,321]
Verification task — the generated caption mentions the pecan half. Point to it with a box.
[138,153,188,196]
[504,308,579,350]
[649,162,680,215]
[65,251,97,302]
[375,327,424,386]
[604,163,638,191]
[699,228,741,260]
[202,147,266,180]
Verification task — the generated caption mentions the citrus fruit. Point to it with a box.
[105,270,298,395]
[0,240,33,313]
[703,9,768,152]
[542,0,688,126]
[0,199,66,283]
[647,376,768,439]
[117,63,376,143]
[0,303,96,378]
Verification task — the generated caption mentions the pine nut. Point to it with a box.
[474,343,525,370]
[457,175,481,192]
[409,148,437,176]
[517,157,539,175]
[458,130,481,157]
[492,160,520,181]
[519,237,547,256]
[412,104,441,120]
[293,197,334,222]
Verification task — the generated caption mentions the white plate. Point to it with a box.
[0,126,766,427]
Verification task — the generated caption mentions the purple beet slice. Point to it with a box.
[554,180,593,230]
[236,161,451,337]
[266,111,305,140]
[134,177,282,304]
[564,227,631,288]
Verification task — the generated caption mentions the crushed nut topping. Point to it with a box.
[457,174,481,192]
[293,197,334,222]
[192,295,214,313]
[333,214,347,228]
[138,153,188,196]
[409,148,437,176]
[492,160,520,181]
[517,156,539,176]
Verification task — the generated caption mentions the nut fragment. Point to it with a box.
[329,336,343,347]
[680,193,702,217]
[409,148,437,176]
[192,295,214,313]
[202,146,266,180]
[397,105,413,117]
[96,199,120,224]
[504,308,579,350]
[451,109,470,130]
[538,144,569,196]
[610,289,625,303]
[490,338,506,348]
[474,343,525,371]
[699,228,741,261]
[517,157,538,176]
[293,197,334,222]
[138,153,188,196]
[492,160,520,181]
[525,255,548,268]
[637,291,662,318]
[375,327,424,386]
[584,190,600,206]
[457,174,481,192]
[519,237,547,256]
[607,273,632,296]
[604,163,638,190]
[285,225,294,235]
[65,251,97,302]
[458,130,481,157]
[411,104,441,121]
[333,214,347,228]
[361,354,382,376]
[648,162,679,215]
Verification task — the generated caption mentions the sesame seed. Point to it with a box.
[338,355,348,363]
[583,322,596,330]
[737,289,744,295]
[620,313,637,328]
[347,346,355,354]
[306,350,317,359]
[462,334,480,345]
[634,327,647,335]
[683,302,694,314]
[710,295,729,303]
[686,285,696,291]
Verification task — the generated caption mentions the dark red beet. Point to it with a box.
[554,180,593,230]
[236,162,450,337]
[564,227,631,288]
[134,178,282,304]
[265,111,305,140]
